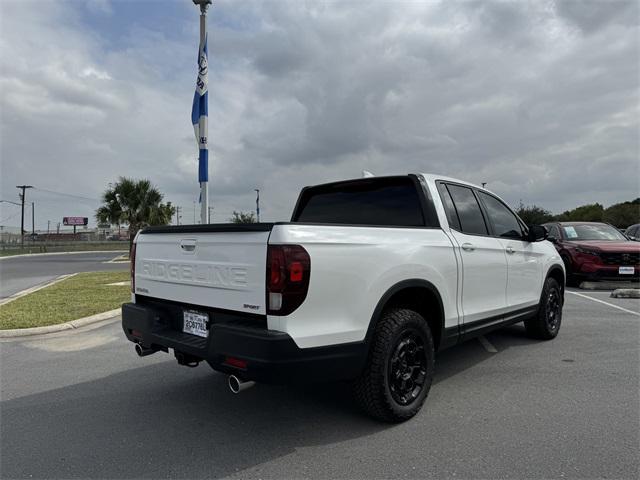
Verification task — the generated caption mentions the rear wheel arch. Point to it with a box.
[366,279,445,350]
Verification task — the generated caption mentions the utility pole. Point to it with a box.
[47,220,50,234]
[31,202,35,235]
[255,189,260,223]
[176,206,182,225]
[16,185,33,246]
[208,206,214,223]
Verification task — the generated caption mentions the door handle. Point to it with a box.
[461,243,475,252]
[180,239,196,253]
[506,246,515,254]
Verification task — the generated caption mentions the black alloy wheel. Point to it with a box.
[388,329,428,406]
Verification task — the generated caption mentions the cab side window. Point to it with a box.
[445,184,489,235]
[478,192,523,239]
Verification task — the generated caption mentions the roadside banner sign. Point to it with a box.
[63,217,88,226]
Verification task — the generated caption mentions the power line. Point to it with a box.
[0,211,22,223]
[32,188,100,203]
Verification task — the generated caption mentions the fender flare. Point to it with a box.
[364,279,446,347]
[545,263,566,299]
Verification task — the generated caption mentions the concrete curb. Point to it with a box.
[0,308,121,338]
[0,250,127,261]
[611,289,640,299]
[579,281,640,291]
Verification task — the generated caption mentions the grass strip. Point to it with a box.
[0,271,130,329]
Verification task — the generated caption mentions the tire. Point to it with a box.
[524,277,563,340]
[354,308,435,422]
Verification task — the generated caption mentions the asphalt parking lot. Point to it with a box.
[1,288,638,479]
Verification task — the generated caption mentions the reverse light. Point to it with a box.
[266,245,310,315]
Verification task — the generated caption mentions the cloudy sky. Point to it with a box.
[1,0,638,230]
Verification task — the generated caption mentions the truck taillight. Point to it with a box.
[130,241,136,294]
[266,245,310,315]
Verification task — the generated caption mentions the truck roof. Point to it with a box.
[418,173,483,191]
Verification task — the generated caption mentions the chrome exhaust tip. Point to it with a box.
[228,375,255,394]
[135,344,157,357]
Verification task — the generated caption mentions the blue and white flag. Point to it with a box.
[191,35,208,183]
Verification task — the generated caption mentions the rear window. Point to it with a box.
[292,177,425,226]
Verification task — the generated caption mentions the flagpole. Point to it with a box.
[194,0,211,224]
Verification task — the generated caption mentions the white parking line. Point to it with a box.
[478,335,497,353]
[567,291,640,317]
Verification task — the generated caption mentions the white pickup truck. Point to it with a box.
[122,174,565,421]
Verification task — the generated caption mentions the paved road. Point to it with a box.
[0,252,128,300]
[1,291,638,479]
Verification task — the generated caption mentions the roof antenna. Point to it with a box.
[362,170,375,178]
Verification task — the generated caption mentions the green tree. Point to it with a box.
[96,177,176,252]
[554,203,604,222]
[603,198,640,228]
[515,201,554,225]
[229,211,256,224]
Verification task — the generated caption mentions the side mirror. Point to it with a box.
[527,225,548,242]
[547,235,558,244]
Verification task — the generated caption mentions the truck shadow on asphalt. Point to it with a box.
[2,324,537,479]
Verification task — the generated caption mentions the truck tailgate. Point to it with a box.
[134,225,272,314]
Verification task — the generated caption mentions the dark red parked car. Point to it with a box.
[542,222,640,285]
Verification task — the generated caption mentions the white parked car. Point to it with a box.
[123,174,565,422]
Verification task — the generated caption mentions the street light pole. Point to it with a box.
[16,185,33,246]
[255,189,260,223]
[31,202,35,235]
[193,0,212,225]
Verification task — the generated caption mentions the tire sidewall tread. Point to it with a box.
[354,308,435,422]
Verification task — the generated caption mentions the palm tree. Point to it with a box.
[96,177,176,252]
[95,189,123,234]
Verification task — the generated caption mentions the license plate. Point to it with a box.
[619,266,635,275]
[183,310,209,338]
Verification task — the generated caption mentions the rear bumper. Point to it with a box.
[121,302,367,384]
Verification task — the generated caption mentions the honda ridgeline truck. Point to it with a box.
[122,174,565,422]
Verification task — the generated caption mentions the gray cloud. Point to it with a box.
[1,0,638,230]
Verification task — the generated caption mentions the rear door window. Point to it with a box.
[445,184,488,235]
[293,177,425,226]
[436,183,461,230]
